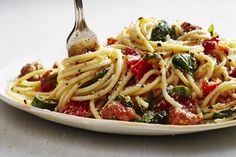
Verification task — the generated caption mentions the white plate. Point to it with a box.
[1,53,236,135]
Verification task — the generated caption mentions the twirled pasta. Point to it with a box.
[8,17,236,125]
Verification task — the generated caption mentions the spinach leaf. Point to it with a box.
[81,68,108,87]
[31,96,58,111]
[142,110,168,124]
[172,54,197,76]
[145,92,157,109]
[212,108,236,119]
[114,95,133,107]
[144,53,161,60]
[170,85,190,97]
[96,69,109,79]
[150,21,177,42]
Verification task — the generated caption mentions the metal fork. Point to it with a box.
[67,0,99,57]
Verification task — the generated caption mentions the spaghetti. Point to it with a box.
[8,17,236,125]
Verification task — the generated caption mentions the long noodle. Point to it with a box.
[8,17,236,125]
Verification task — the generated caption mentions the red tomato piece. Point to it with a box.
[156,100,172,111]
[229,67,236,77]
[124,47,141,69]
[58,100,92,117]
[40,71,57,92]
[130,60,152,80]
[156,97,202,125]
[202,79,221,95]
[124,47,139,56]
[202,37,229,60]
[101,101,135,121]
[202,37,219,53]
[168,107,202,125]
[157,97,197,112]
[107,37,117,45]
[19,62,43,81]
[174,96,198,114]
[181,22,202,33]
[215,44,229,55]
[168,97,202,125]
[126,59,140,69]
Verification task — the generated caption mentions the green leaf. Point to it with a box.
[150,21,177,42]
[144,53,161,60]
[172,54,197,76]
[170,85,190,97]
[96,69,108,79]
[145,92,157,109]
[142,110,168,124]
[81,68,108,87]
[212,108,236,119]
[31,96,58,111]
[208,24,214,36]
[114,95,133,107]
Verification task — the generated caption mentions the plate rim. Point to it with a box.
[1,91,236,135]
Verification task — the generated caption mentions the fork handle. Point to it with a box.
[74,0,87,31]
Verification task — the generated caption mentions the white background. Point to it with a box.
[1,0,236,156]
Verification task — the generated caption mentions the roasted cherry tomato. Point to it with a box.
[130,60,152,80]
[202,79,221,95]
[58,100,92,117]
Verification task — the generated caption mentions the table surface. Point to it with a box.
[1,0,236,156]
